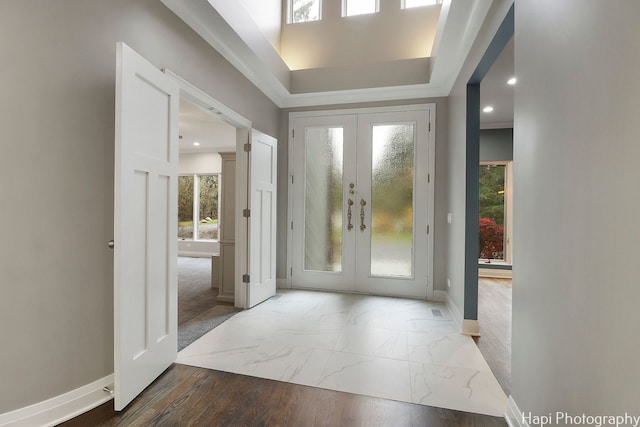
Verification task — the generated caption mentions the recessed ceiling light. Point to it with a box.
[193,142,200,146]
[483,106,494,113]
[507,77,517,85]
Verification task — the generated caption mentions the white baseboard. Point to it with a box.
[444,294,481,336]
[432,290,447,302]
[479,267,512,279]
[0,375,114,427]
[445,294,463,332]
[276,278,289,289]
[462,319,480,336]
[178,251,218,258]
[505,395,528,427]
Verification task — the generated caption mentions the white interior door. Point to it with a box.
[246,130,278,308]
[290,108,431,299]
[114,42,179,410]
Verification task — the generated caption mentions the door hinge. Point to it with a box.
[242,274,250,283]
[427,225,430,234]
[290,267,293,276]
[290,221,293,230]
[243,208,251,218]
[428,122,431,132]
[428,173,430,183]
[244,143,251,152]
[292,129,295,138]
[291,175,294,184]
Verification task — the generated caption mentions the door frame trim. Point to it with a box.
[163,69,253,309]
[286,103,436,299]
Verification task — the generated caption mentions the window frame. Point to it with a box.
[342,0,379,17]
[177,173,220,242]
[401,0,441,10]
[478,160,513,265]
[288,0,322,24]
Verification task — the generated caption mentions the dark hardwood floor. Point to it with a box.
[60,364,507,427]
[473,278,512,396]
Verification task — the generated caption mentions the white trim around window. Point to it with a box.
[342,0,379,17]
[288,0,322,24]
[401,0,442,10]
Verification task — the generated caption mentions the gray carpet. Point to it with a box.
[178,256,242,351]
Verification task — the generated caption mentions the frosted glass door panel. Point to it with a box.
[304,127,344,272]
[370,124,415,277]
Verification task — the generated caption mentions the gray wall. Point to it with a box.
[445,0,514,317]
[480,128,513,162]
[0,0,278,413]
[277,97,449,292]
[512,0,640,416]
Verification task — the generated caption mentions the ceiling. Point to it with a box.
[163,0,513,129]
[159,0,498,108]
[179,99,236,153]
[480,36,514,128]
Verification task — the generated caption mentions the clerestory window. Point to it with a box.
[343,0,378,17]
[288,0,321,23]
[402,0,441,9]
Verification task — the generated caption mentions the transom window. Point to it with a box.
[289,0,321,23]
[343,0,378,16]
[402,0,441,9]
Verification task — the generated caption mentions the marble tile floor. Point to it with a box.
[176,289,507,417]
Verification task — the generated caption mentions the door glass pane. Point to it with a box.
[178,176,194,240]
[370,124,414,277]
[479,164,506,261]
[304,127,344,272]
[198,175,219,240]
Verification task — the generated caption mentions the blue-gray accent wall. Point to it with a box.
[480,128,513,161]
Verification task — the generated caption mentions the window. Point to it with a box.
[402,0,441,9]
[289,0,321,23]
[178,174,219,241]
[479,162,512,263]
[343,0,378,17]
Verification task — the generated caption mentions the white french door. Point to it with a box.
[290,107,433,299]
[246,129,278,308]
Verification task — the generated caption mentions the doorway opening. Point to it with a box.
[464,6,514,395]
[175,96,240,350]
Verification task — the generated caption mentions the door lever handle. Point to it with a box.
[108,240,115,249]
[360,199,366,231]
[347,199,354,231]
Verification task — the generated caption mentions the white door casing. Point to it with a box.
[246,130,278,308]
[114,43,179,410]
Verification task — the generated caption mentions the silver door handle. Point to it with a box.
[360,199,366,231]
[347,199,354,231]
[108,240,114,249]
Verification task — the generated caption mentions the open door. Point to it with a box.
[246,130,277,308]
[113,43,179,410]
